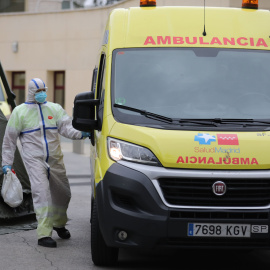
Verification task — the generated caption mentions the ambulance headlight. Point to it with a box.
[108,137,161,166]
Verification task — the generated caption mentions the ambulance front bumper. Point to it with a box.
[96,163,270,249]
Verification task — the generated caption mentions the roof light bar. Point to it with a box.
[140,0,156,7]
[242,0,258,9]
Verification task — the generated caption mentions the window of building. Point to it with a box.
[54,71,65,108]
[0,0,24,13]
[62,0,84,10]
[12,72,25,105]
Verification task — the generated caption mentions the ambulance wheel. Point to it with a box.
[91,199,119,266]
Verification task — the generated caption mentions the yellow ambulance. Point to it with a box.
[73,0,270,265]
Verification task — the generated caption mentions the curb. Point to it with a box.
[67,174,91,179]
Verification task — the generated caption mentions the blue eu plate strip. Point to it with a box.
[188,224,194,236]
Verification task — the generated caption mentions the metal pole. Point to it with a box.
[0,62,16,110]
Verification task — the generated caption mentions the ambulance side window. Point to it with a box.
[91,67,98,96]
[97,54,106,130]
[96,54,105,100]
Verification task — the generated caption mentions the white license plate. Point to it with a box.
[188,223,251,238]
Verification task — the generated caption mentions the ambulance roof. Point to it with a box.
[104,6,270,51]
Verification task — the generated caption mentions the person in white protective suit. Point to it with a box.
[2,78,90,248]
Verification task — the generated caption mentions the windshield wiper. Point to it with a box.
[179,118,220,126]
[114,104,173,123]
[179,118,270,126]
[113,107,270,127]
[212,118,270,126]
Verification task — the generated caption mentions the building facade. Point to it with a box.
[0,0,269,115]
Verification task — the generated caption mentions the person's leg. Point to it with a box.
[25,161,56,247]
[49,162,71,238]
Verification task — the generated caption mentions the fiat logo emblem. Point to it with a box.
[212,181,226,196]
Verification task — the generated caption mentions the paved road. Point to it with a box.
[2,176,270,270]
[1,141,270,269]
[2,180,270,270]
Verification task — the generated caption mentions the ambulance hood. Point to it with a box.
[110,123,268,170]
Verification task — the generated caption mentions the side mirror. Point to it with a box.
[72,91,99,132]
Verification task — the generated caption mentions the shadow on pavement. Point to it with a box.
[0,214,37,235]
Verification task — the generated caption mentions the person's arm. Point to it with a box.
[2,108,21,168]
[56,104,84,140]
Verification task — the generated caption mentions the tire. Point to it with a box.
[91,199,119,266]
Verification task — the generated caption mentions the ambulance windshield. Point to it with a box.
[112,48,270,127]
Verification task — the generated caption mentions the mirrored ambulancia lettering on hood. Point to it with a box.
[176,133,259,166]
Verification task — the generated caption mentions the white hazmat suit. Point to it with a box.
[2,78,83,240]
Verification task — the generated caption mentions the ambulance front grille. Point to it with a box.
[169,210,269,219]
[158,178,270,207]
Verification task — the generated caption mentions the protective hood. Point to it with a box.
[26,78,47,103]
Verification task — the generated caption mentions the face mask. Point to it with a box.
[35,92,47,103]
